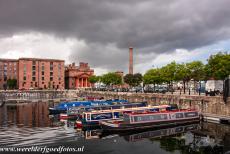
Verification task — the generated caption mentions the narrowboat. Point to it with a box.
[75,105,174,128]
[66,102,148,117]
[100,109,200,132]
[76,110,120,128]
[49,99,128,115]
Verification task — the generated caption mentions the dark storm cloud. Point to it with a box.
[1,0,230,71]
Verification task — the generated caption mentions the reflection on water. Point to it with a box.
[0,102,230,154]
[0,102,51,127]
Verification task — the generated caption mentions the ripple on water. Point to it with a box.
[0,126,82,147]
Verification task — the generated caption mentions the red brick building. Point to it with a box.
[18,58,65,90]
[0,59,18,89]
[0,58,65,90]
[65,62,94,89]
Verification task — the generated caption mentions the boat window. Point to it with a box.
[87,114,91,120]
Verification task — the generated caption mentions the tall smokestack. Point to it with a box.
[129,47,133,74]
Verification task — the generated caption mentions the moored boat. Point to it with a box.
[75,104,174,128]
[100,109,200,132]
[67,102,148,117]
[49,99,128,115]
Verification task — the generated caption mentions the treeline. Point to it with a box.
[89,52,230,91]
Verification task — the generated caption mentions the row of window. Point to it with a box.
[22,81,63,89]
[22,76,63,81]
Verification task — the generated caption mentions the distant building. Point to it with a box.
[0,59,18,89]
[65,62,94,89]
[115,71,124,77]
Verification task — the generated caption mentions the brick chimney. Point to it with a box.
[129,47,133,74]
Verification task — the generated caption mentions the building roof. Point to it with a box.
[0,58,18,62]
[18,57,64,62]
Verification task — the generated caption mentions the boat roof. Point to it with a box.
[126,109,197,116]
[83,105,171,114]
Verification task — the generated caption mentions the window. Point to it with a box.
[50,77,53,81]
[32,61,36,65]
[23,76,26,80]
[32,72,36,76]
[42,71,44,75]
[50,72,53,76]
[23,64,27,76]
[50,62,53,71]
[32,77,36,81]
[58,63,62,80]
[42,77,44,81]
[42,64,45,70]
[23,64,26,71]
[32,66,36,70]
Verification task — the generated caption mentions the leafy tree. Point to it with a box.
[124,74,134,86]
[124,73,143,87]
[143,68,163,90]
[101,72,122,87]
[175,63,190,94]
[161,61,177,92]
[133,73,143,87]
[186,61,205,94]
[6,79,17,89]
[88,75,99,85]
[205,52,230,80]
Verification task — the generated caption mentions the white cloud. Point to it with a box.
[0,32,83,64]
[135,49,198,74]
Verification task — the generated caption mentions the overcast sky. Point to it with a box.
[0,0,230,75]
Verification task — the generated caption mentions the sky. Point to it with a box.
[0,0,230,75]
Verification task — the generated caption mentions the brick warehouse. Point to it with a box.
[0,58,94,90]
[0,59,18,89]
[18,58,65,90]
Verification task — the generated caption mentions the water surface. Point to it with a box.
[0,102,229,154]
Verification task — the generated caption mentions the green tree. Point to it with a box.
[124,74,134,86]
[175,63,190,94]
[88,75,99,85]
[6,79,17,89]
[124,73,143,87]
[133,73,143,87]
[161,61,177,93]
[101,72,122,87]
[205,52,230,80]
[143,68,163,91]
[186,61,205,94]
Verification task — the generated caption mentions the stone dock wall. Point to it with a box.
[80,91,230,116]
[1,90,230,116]
[0,90,80,103]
